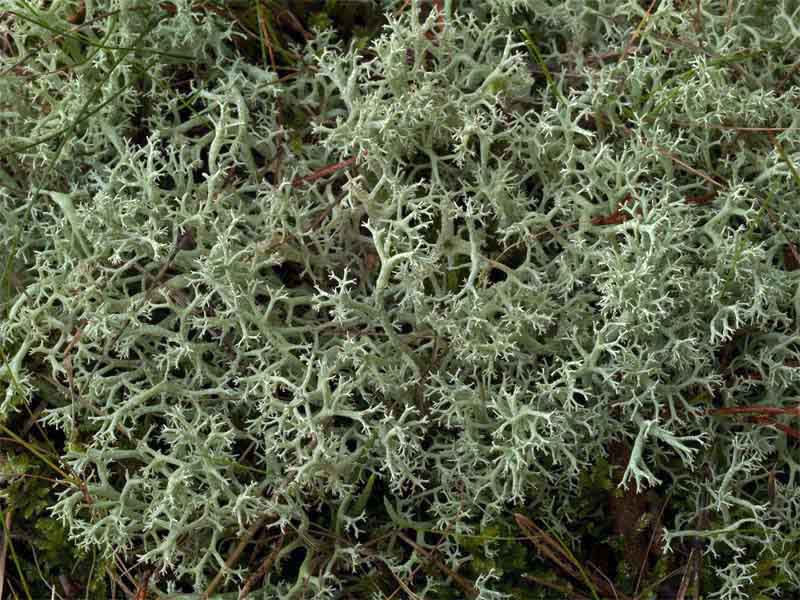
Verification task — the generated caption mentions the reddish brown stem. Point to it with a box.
[685,190,718,205]
[291,156,358,188]
[748,416,800,439]
[706,406,800,417]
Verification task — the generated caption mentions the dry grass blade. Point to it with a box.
[382,560,424,600]
[0,510,32,600]
[514,513,625,600]
[522,574,592,600]
[674,547,695,600]
[588,563,619,600]
[514,514,583,581]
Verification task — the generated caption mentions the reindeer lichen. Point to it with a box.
[2,0,800,597]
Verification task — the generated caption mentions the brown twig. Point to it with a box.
[277,9,312,41]
[92,227,195,385]
[396,531,478,598]
[105,565,136,600]
[1,4,155,77]
[748,416,800,440]
[253,184,351,263]
[706,405,800,418]
[291,155,359,188]
[255,0,277,72]
[380,488,468,600]
[617,128,800,302]
[634,492,671,597]
[238,535,285,599]
[591,194,642,226]
[59,574,79,598]
[674,547,695,600]
[66,0,86,24]
[685,190,718,205]
[133,569,153,600]
[516,515,581,579]
[693,509,709,600]
[693,0,703,35]
[615,0,659,97]
[113,554,141,597]
[382,562,424,600]
[63,318,88,413]
[203,515,269,600]
[587,562,619,600]
[393,0,412,17]
[432,0,446,35]
[706,405,800,440]
[651,144,727,189]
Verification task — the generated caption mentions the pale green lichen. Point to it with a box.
[2,0,800,598]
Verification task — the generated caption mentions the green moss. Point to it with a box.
[748,553,795,594]
[309,11,334,32]
[453,518,551,596]
[487,76,510,96]
[1,431,108,599]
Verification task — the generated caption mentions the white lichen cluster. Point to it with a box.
[2,0,800,597]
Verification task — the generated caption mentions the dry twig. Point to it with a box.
[239,535,285,599]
